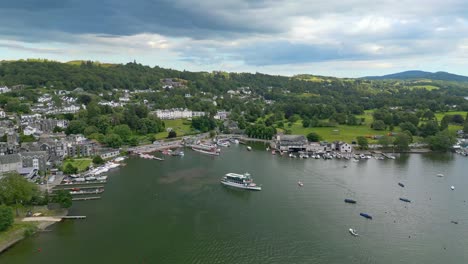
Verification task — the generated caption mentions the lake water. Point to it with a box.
[1,145,468,263]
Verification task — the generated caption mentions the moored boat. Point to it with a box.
[360,213,373,219]
[399,197,411,203]
[349,228,359,236]
[451,185,455,190]
[247,146,252,151]
[398,182,405,188]
[221,172,261,191]
[297,181,304,187]
[345,199,357,204]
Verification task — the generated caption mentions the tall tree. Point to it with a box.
[0,173,39,216]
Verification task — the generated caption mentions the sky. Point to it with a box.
[0,0,467,77]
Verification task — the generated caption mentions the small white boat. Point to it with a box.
[349,228,359,236]
[96,176,108,181]
[437,173,444,177]
[114,157,125,162]
[451,186,455,190]
[298,181,304,187]
[247,146,252,151]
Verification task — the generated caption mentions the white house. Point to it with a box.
[339,143,353,153]
[23,126,38,136]
[214,111,230,120]
[61,105,80,114]
[0,86,11,94]
[154,109,205,120]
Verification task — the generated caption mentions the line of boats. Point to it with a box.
[276,151,395,160]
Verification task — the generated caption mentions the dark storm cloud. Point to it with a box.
[0,0,280,41]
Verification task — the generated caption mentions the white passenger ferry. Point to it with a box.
[221,173,261,191]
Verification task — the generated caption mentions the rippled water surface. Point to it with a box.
[1,145,468,263]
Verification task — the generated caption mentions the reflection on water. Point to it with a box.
[394,153,410,167]
[222,186,252,201]
[420,152,456,162]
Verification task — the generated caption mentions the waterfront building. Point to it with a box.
[275,134,308,152]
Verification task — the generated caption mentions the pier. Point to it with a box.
[128,140,183,153]
[57,181,107,186]
[54,185,105,191]
[72,196,101,201]
[62,216,87,219]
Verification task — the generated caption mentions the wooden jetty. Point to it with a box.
[57,181,107,186]
[72,196,101,201]
[55,185,105,191]
[62,216,87,219]
[70,189,104,195]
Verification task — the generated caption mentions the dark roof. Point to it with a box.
[20,151,48,158]
[0,154,21,164]
[278,135,307,142]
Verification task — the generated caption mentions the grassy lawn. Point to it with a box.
[356,110,374,125]
[434,111,467,121]
[408,85,440,90]
[0,222,36,246]
[62,158,92,172]
[288,121,382,143]
[154,119,195,139]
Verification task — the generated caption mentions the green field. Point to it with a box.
[434,111,467,121]
[288,122,380,143]
[62,158,92,172]
[408,85,440,91]
[154,119,195,139]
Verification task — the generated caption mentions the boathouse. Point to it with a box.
[275,134,308,152]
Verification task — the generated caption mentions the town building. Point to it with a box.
[0,154,21,175]
[20,151,49,171]
[0,86,11,94]
[214,111,230,120]
[98,149,120,159]
[153,109,206,120]
[275,134,308,152]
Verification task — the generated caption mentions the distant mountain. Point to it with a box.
[362,70,468,82]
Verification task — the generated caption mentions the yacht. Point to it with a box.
[192,143,220,155]
[221,173,262,191]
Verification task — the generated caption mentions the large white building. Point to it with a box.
[0,86,11,94]
[154,109,205,120]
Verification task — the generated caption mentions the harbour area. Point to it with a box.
[1,145,467,263]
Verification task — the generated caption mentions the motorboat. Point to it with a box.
[297,181,304,187]
[349,228,359,236]
[399,198,411,203]
[221,173,261,191]
[247,146,252,151]
[437,173,444,177]
[360,213,373,219]
[345,199,357,204]
[451,186,455,190]
[398,182,405,188]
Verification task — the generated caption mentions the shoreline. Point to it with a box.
[0,210,68,255]
[0,221,58,254]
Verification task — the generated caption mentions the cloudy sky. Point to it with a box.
[1,0,467,77]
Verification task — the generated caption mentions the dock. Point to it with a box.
[62,216,87,219]
[72,196,101,201]
[55,185,105,191]
[70,189,104,195]
[57,181,107,186]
